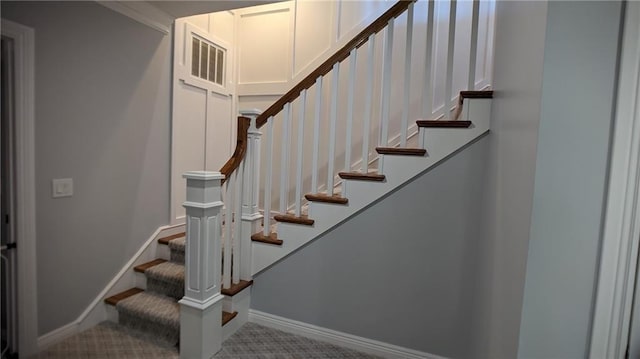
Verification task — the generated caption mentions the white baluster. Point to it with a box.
[420,0,435,149]
[295,90,307,216]
[445,0,457,118]
[379,19,394,173]
[279,103,291,214]
[362,35,375,173]
[401,2,414,147]
[179,171,225,359]
[232,168,242,285]
[311,77,323,193]
[223,179,232,289]
[327,63,339,195]
[345,49,357,188]
[240,110,262,281]
[380,19,394,147]
[263,117,274,237]
[468,0,480,91]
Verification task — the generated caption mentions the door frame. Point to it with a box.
[0,19,38,356]
[589,3,640,358]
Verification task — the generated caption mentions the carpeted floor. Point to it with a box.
[32,321,380,358]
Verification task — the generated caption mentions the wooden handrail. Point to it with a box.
[255,0,416,128]
[220,116,251,184]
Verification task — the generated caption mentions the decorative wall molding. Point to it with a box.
[249,310,448,359]
[95,1,173,35]
[589,3,640,358]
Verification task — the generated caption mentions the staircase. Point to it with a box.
[103,233,243,347]
[100,0,495,357]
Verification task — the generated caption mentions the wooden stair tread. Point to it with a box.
[305,193,348,205]
[133,259,167,273]
[460,90,493,99]
[221,280,253,297]
[104,288,144,306]
[376,147,426,156]
[338,172,385,181]
[416,120,472,128]
[158,232,185,245]
[251,232,283,245]
[222,311,238,326]
[274,214,314,226]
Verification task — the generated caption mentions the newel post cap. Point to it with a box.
[183,171,225,181]
[239,109,262,117]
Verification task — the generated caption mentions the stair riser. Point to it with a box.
[170,250,184,264]
[119,312,179,346]
[146,278,184,300]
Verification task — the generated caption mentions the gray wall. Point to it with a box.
[469,2,548,358]
[252,2,624,358]
[252,136,491,359]
[1,2,172,335]
[518,2,623,358]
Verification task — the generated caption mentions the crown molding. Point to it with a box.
[96,1,173,35]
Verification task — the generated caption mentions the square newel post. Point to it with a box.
[179,171,225,359]
[240,109,263,280]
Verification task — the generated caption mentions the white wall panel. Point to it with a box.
[293,0,334,77]
[238,4,292,89]
[206,92,233,172]
[173,83,207,219]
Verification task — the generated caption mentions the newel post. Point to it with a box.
[179,171,225,359]
[239,109,263,280]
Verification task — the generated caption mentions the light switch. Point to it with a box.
[52,178,73,198]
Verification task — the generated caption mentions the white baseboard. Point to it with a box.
[37,321,79,351]
[248,310,447,359]
[37,223,185,351]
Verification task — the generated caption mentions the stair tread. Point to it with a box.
[158,232,185,245]
[376,147,426,156]
[416,120,472,128]
[274,214,314,226]
[305,193,348,204]
[134,259,167,273]
[251,232,283,245]
[105,288,144,306]
[222,280,253,297]
[338,172,385,182]
[460,90,493,98]
[222,311,238,327]
[145,261,185,283]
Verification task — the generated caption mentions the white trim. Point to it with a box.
[37,322,78,351]
[1,19,38,357]
[249,310,448,359]
[95,1,173,35]
[590,3,640,359]
[37,223,185,350]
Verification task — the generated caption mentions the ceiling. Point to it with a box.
[148,0,282,19]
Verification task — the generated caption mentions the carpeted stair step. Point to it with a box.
[141,261,185,300]
[166,237,185,264]
[110,290,180,346]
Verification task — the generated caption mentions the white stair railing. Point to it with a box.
[247,0,489,229]
[182,0,492,355]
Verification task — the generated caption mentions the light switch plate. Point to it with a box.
[52,178,73,198]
